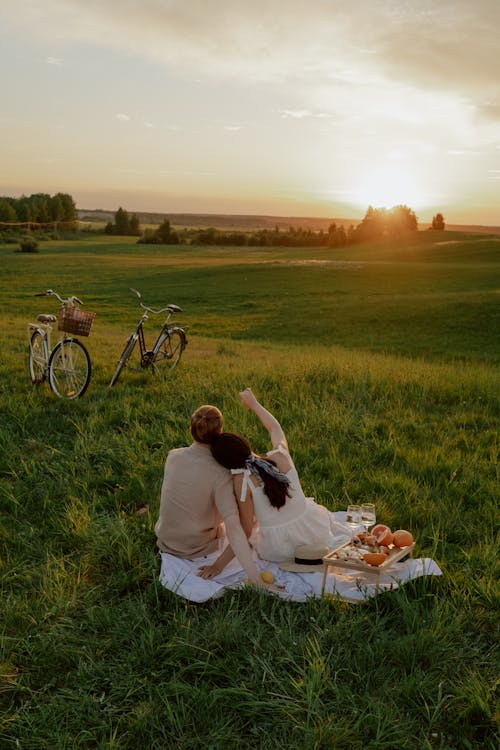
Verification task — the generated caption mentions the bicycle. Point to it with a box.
[28,289,96,399]
[109,288,188,387]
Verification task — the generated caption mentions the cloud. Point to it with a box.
[45,56,63,65]
[3,1,497,91]
[447,149,482,156]
[478,103,500,122]
[2,0,499,131]
[115,113,130,122]
[280,110,314,119]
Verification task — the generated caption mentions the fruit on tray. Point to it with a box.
[352,525,414,565]
[392,529,414,547]
[362,552,388,567]
[373,525,394,546]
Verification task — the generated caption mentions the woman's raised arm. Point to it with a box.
[239,388,288,451]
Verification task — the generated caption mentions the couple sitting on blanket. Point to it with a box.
[154,388,349,589]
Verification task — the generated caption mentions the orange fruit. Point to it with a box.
[372,523,391,537]
[374,527,394,546]
[393,530,414,547]
[363,552,388,567]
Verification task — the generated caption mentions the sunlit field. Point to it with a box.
[1,232,498,749]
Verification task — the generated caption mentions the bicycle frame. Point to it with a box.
[27,319,54,379]
[133,311,152,366]
[129,310,185,368]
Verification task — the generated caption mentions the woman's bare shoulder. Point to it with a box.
[267,444,293,472]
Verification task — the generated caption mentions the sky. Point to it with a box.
[1,0,499,225]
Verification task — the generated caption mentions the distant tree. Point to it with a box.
[156,219,179,244]
[328,223,347,247]
[0,200,17,224]
[335,225,347,246]
[16,197,34,222]
[196,227,218,245]
[54,192,77,222]
[431,213,445,230]
[356,206,387,241]
[114,207,130,235]
[30,193,51,223]
[50,194,64,222]
[137,218,179,245]
[387,204,418,236]
[129,213,141,235]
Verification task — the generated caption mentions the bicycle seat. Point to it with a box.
[168,304,182,313]
[37,314,57,323]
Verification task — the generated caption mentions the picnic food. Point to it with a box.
[362,552,388,567]
[261,570,275,584]
[374,526,394,546]
[393,529,414,547]
[372,523,390,537]
[346,524,415,566]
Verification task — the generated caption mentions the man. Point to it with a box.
[155,404,263,585]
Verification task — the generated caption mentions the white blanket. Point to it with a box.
[158,513,442,604]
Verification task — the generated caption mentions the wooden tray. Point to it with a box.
[322,540,415,575]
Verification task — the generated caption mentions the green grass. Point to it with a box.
[0,232,498,749]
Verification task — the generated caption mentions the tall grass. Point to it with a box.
[0,234,498,748]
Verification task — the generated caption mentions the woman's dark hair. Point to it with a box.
[211,432,289,509]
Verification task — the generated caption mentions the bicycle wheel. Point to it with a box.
[48,339,91,399]
[29,330,48,384]
[152,328,186,372]
[109,334,137,387]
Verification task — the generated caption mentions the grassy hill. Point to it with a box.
[0,231,498,748]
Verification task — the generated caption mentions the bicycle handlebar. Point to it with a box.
[130,288,182,316]
[35,289,84,305]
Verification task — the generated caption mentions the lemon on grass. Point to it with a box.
[260,570,275,584]
[242,570,275,585]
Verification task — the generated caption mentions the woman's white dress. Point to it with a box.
[232,447,350,562]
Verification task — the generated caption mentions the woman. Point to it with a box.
[208,388,350,568]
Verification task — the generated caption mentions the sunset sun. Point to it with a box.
[353,164,424,211]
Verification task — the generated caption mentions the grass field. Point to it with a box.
[0,231,498,749]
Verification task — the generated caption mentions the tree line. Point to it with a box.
[139,204,435,248]
[0,193,446,247]
[0,192,77,226]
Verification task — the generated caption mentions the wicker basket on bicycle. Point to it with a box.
[58,306,96,337]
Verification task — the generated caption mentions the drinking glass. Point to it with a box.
[360,503,376,532]
[345,504,361,538]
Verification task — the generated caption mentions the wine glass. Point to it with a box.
[345,504,361,541]
[360,503,376,533]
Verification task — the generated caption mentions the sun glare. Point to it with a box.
[352,164,424,211]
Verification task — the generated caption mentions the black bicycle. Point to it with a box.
[109,288,188,387]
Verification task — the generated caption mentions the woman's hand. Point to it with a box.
[239,388,258,410]
[197,563,221,580]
